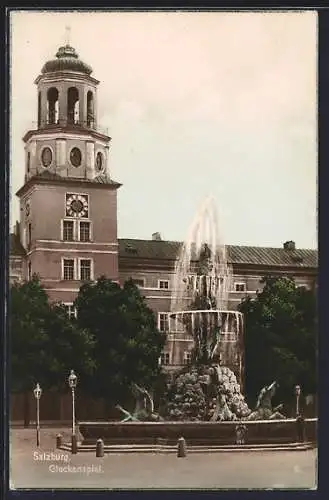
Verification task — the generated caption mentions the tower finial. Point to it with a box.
[65,25,71,46]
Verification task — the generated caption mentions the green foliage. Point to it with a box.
[238,276,317,405]
[10,275,95,392]
[74,276,166,403]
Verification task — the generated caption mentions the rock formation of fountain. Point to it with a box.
[163,196,251,421]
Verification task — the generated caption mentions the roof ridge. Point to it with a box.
[118,238,317,252]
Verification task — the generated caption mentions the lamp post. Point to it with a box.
[33,383,42,447]
[295,384,301,417]
[68,369,78,454]
[295,384,305,442]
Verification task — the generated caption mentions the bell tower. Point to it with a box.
[16,39,121,304]
[24,40,108,182]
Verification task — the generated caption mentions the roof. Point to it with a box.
[9,233,318,269]
[41,44,93,76]
[118,238,318,269]
[10,233,26,256]
[16,171,122,197]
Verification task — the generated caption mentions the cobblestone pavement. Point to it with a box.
[9,428,317,490]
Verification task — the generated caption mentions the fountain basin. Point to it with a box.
[79,418,317,447]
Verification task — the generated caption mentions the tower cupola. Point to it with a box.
[41,44,93,76]
[22,37,112,183]
[34,41,99,131]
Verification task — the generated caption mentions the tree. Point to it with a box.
[74,276,166,407]
[10,276,95,425]
[238,276,317,408]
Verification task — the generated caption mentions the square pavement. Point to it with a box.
[9,427,317,490]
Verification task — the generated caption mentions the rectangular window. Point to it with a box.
[160,352,170,365]
[183,351,192,365]
[64,303,77,320]
[158,280,169,290]
[158,313,169,332]
[79,221,91,242]
[234,282,246,292]
[63,220,74,241]
[80,259,91,281]
[28,261,32,280]
[297,284,309,290]
[11,259,22,272]
[131,278,145,288]
[63,259,75,280]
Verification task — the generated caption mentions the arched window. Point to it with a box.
[67,87,79,125]
[47,87,59,125]
[87,91,94,128]
[37,91,41,128]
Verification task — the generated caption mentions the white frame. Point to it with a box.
[61,257,76,281]
[68,145,84,168]
[131,277,145,288]
[158,279,170,290]
[95,148,106,174]
[78,220,93,242]
[234,282,246,292]
[183,350,192,364]
[39,145,54,169]
[61,219,75,241]
[159,351,171,366]
[78,257,94,281]
[63,302,77,319]
[158,312,169,332]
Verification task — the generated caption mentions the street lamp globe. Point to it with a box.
[33,383,42,399]
[68,369,78,389]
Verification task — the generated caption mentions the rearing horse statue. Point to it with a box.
[247,381,285,420]
[116,383,162,422]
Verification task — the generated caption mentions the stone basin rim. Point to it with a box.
[79,418,317,426]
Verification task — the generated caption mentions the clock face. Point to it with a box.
[95,152,104,172]
[41,147,52,167]
[70,147,82,167]
[66,194,88,218]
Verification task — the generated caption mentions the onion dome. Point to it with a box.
[41,44,93,75]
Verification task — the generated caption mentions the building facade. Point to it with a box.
[10,42,318,372]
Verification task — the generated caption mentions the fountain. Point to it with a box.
[162,195,250,421]
[75,197,317,450]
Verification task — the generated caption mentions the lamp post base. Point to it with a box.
[296,415,305,442]
[71,434,78,454]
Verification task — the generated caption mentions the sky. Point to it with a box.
[10,10,317,249]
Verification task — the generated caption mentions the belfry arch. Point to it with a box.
[87,91,94,127]
[37,91,42,127]
[46,87,59,125]
[67,87,80,124]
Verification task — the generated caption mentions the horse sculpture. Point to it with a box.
[116,383,162,422]
[247,381,285,420]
